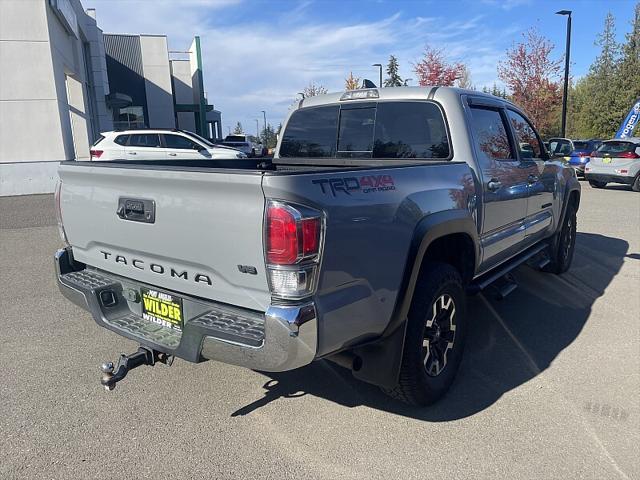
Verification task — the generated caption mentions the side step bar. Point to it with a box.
[468,242,548,295]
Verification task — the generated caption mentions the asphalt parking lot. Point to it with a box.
[1,184,638,480]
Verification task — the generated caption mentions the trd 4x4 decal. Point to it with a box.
[312,175,395,196]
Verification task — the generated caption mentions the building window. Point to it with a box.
[114,106,145,130]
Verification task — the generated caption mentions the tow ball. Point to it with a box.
[100,346,174,391]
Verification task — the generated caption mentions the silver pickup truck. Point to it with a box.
[55,86,580,406]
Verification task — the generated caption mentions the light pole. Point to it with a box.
[261,110,267,146]
[372,63,383,88]
[255,119,260,141]
[556,9,572,138]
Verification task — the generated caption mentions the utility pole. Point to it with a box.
[255,119,260,141]
[556,9,572,138]
[372,63,383,88]
[261,110,267,143]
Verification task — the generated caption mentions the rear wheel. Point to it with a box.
[632,174,640,192]
[589,180,607,188]
[543,202,577,274]
[383,263,467,406]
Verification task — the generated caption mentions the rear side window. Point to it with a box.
[469,107,514,161]
[374,102,450,159]
[280,101,449,160]
[113,135,129,146]
[573,141,589,150]
[280,105,339,158]
[128,134,161,147]
[597,141,636,154]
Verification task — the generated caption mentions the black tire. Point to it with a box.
[543,202,577,274]
[589,180,607,189]
[632,174,640,192]
[383,263,467,406]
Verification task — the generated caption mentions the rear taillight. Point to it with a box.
[90,149,103,159]
[590,151,600,158]
[265,200,323,299]
[619,151,640,159]
[578,152,589,157]
[54,180,69,246]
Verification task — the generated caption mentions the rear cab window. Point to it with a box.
[279,101,450,162]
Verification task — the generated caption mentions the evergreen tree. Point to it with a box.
[586,12,623,138]
[232,121,243,135]
[260,123,278,149]
[384,55,405,87]
[614,3,640,131]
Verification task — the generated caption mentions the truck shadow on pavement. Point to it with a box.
[233,232,630,420]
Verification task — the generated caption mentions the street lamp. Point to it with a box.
[261,110,267,135]
[556,9,572,138]
[255,119,259,140]
[372,63,383,88]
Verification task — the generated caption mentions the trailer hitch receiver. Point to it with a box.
[100,346,173,391]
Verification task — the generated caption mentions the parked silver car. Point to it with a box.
[585,137,640,191]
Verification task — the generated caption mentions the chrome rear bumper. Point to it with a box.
[55,247,317,372]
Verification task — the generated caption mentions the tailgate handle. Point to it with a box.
[117,198,156,223]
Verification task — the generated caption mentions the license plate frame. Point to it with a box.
[141,288,184,331]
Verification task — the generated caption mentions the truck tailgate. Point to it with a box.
[58,164,270,311]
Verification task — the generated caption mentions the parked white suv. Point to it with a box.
[90,129,248,161]
[221,134,264,157]
[585,137,640,191]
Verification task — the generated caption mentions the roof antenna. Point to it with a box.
[361,79,377,89]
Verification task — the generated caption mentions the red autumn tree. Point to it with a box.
[498,28,563,137]
[413,45,465,86]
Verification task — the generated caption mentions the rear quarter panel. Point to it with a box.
[263,162,476,356]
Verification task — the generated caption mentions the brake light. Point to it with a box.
[266,203,321,264]
[265,201,324,299]
[90,149,103,159]
[590,151,600,158]
[267,205,298,264]
[578,152,589,157]
[619,151,640,159]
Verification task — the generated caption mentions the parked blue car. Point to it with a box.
[566,139,603,177]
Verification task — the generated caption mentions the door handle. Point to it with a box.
[528,174,539,184]
[168,153,177,156]
[487,179,502,192]
[127,151,137,155]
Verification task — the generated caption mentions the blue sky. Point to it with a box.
[87,0,636,136]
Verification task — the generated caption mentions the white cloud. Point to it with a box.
[85,0,514,134]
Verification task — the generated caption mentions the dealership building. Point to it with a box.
[0,0,222,196]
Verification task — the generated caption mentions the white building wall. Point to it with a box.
[0,0,63,195]
[0,0,112,196]
[170,59,196,132]
[140,35,175,128]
